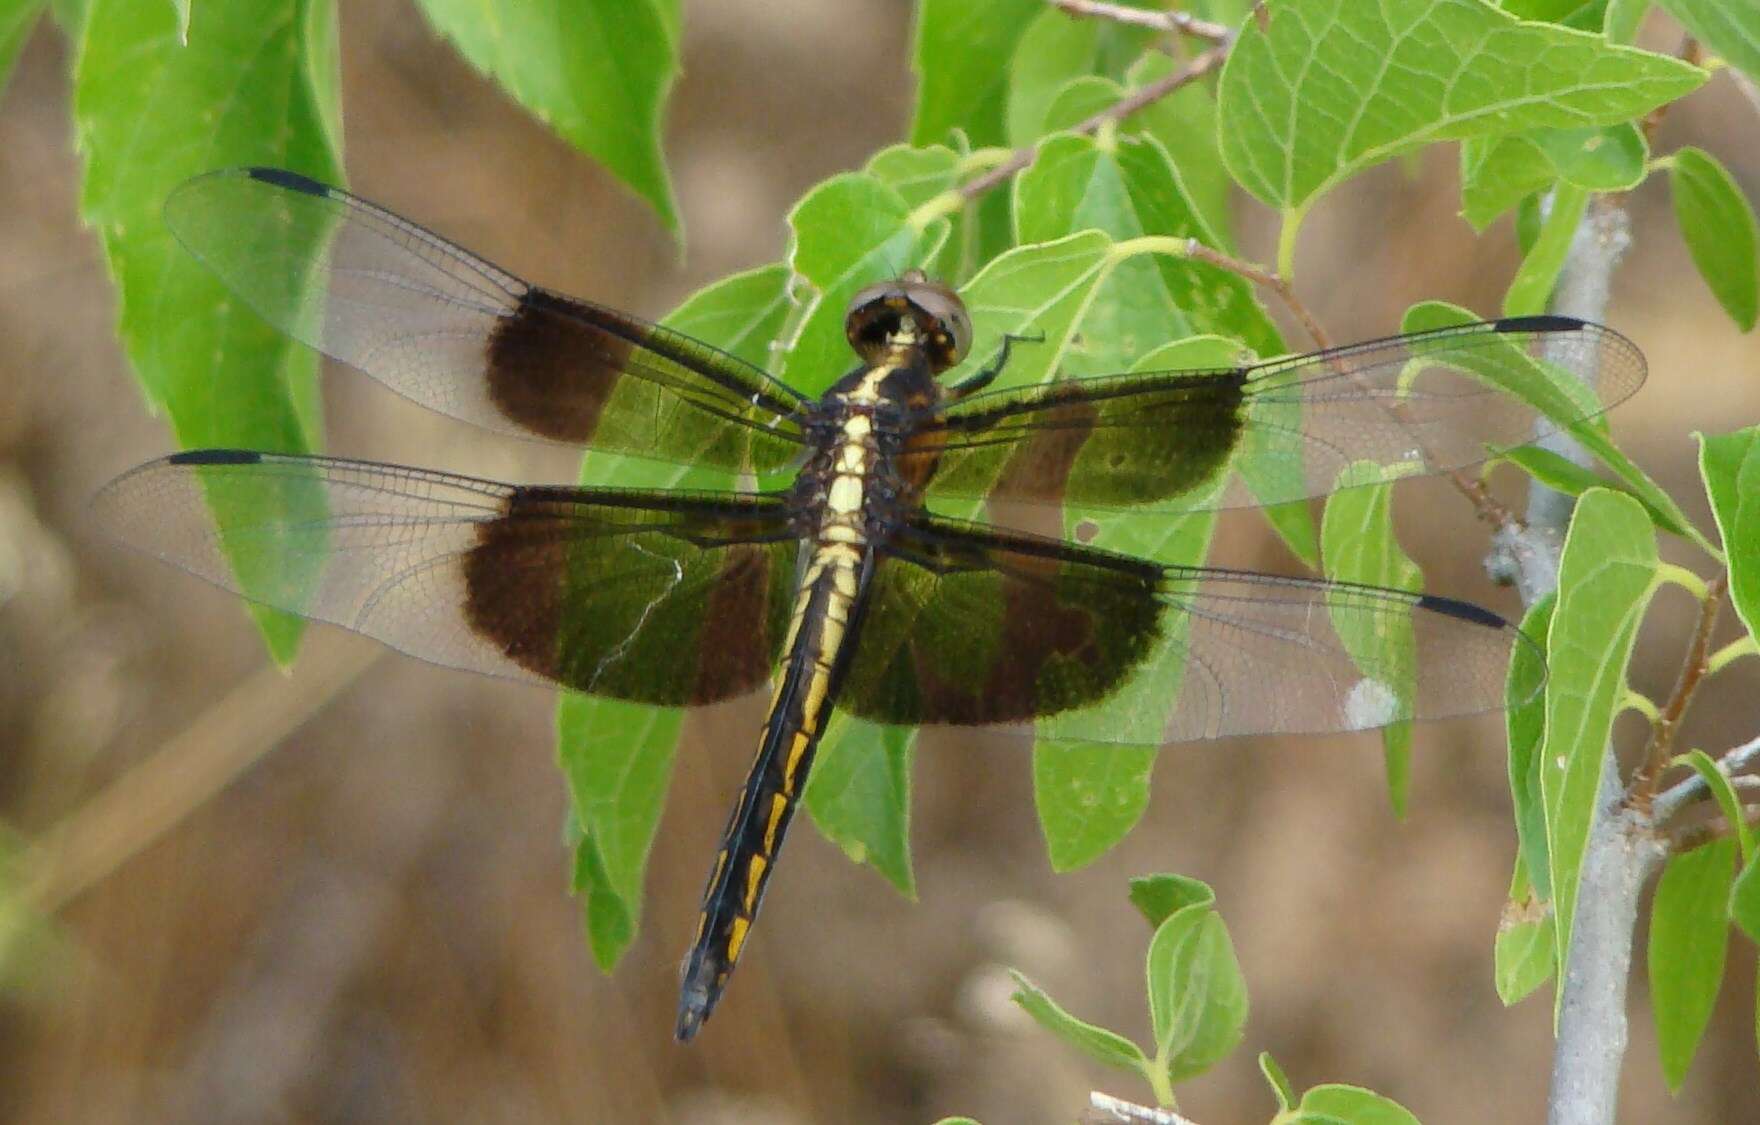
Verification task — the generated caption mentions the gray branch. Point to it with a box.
[1477,193,1649,1125]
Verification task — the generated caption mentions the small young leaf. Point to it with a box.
[1656,0,1760,84]
[1009,969,1150,1072]
[910,0,1042,148]
[1129,873,1216,929]
[415,0,681,235]
[1670,147,1759,331]
[1649,838,1736,1092]
[1507,595,1557,900]
[1145,906,1248,1080]
[1681,749,1755,864]
[1543,490,1660,969]
[1284,1084,1421,1124]
[1321,462,1423,815]
[1259,1051,1296,1112]
[1697,427,1760,646]
[1217,0,1703,221]
[1505,184,1591,316]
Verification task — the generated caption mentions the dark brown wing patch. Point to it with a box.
[843,516,1164,726]
[462,487,799,705]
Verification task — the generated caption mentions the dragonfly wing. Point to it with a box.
[94,451,801,704]
[165,168,808,474]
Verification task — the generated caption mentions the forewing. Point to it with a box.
[94,451,799,704]
[841,514,1528,745]
[164,168,807,473]
[912,317,1643,514]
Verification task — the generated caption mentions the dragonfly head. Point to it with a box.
[845,269,972,373]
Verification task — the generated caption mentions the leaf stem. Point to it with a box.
[1622,690,1661,724]
[1707,635,1759,675]
[956,46,1227,201]
[1049,0,1233,42]
[1653,562,1710,600]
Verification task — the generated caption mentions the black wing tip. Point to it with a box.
[1492,313,1588,334]
[166,448,264,466]
[1416,592,1508,629]
[242,166,336,197]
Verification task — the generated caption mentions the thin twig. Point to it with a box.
[1050,0,1232,41]
[1085,1091,1201,1124]
[1633,572,1727,800]
[958,47,1227,201]
[1177,239,1331,350]
[1652,733,1760,824]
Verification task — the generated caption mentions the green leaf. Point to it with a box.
[1126,53,1234,248]
[1217,0,1703,223]
[867,144,960,207]
[782,173,948,397]
[1542,489,1660,970]
[805,714,915,897]
[1034,744,1157,872]
[1670,147,1759,332]
[1603,0,1646,44]
[1281,1085,1421,1125]
[910,0,1043,148]
[1656,0,1760,83]
[1,0,45,97]
[1146,905,1248,1080]
[1035,337,1236,869]
[1005,6,1152,144]
[1504,183,1591,316]
[1697,427,1760,646]
[1404,300,1715,554]
[1129,873,1217,929]
[1009,969,1150,1071]
[1682,749,1755,864]
[1507,595,1556,899]
[1460,124,1647,230]
[414,0,680,235]
[1260,1051,1297,1112]
[1321,462,1423,816]
[1495,856,1557,1004]
[558,264,794,969]
[1502,445,1690,538]
[1732,854,1760,943]
[1649,838,1736,1092]
[865,144,967,282]
[75,0,343,663]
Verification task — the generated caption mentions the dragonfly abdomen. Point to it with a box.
[675,539,871,1040]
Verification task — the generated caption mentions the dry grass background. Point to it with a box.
[1,2,1758,1122]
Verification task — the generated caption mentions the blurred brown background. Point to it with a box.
[2,3,1758,1122]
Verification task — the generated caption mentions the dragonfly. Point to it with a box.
[94,167,1645,1040]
